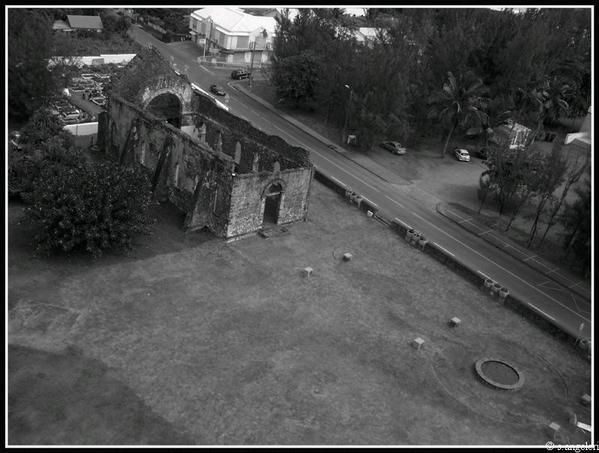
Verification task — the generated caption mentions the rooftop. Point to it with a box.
[191,7,276,36]
[66,15,103,30]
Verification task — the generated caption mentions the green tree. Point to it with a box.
[9,108,84,199]
[25,161,154,258]
[538,153,589,246]
[8,9,56,121]
[427,71,487,157]
[561,184,591,278]
[272,51,321,109]
[526,144,568,248]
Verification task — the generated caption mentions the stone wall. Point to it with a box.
[100,47,313,239]
[191,94,311,170]
[104,95,235,234]
[226,167,313,238]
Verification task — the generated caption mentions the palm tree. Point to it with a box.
[427,71,487,157]
[465,96,513,148]
[517,75,571,141]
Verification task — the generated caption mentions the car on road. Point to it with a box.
[231,69,251,80]
[210,84,226,96]
[380,141,407,155]
[453,148,471,162]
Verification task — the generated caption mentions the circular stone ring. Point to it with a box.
[474,357,525,391]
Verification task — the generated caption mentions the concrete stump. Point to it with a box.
[449,317,461,327]
[302,267,313,278]
[366,210,374,217]
[412,337,425,350]
[569,412,578,426]
[547,422,560,437]
[342,253,353,262]
[581,394,591,406]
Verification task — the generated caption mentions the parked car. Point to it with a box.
[453,148,471,162]
[231,69,251,80]
[380,141,407,155]
[210,84,226,96]
[467,145,488,159]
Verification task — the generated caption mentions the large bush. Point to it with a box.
[8,114,85,200]
[25,161,154,257]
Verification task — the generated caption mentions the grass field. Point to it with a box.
[8,181,591,446]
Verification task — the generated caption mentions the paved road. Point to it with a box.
[127,27,592,340]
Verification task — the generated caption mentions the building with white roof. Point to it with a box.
[189,7,277,66]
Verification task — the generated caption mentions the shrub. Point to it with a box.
[8,135,86,201]
[25,161,154,257]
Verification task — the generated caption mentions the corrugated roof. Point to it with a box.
[67,15,103,30]
[192,7,276,35]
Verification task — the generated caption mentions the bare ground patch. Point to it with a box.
[8,181,591,445]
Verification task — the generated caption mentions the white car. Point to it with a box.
[453,148,471,162]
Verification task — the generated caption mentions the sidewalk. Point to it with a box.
[436,203,591,301]
[232,81,592,303]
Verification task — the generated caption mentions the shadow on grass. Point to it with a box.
[8,344,194,445]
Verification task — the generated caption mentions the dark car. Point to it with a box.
[210,84,226,96]
[231,69,251,80]
[380,141,407,155]
[473,146,488,159]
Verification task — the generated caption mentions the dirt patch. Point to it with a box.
[8,181,591,445]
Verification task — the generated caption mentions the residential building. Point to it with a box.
[189,7,276,65]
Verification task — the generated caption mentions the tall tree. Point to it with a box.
[526,144,568,248]
[561,184,591,278]
[538,152,589,246]
[8,8,56,122]
[427,71,487,157]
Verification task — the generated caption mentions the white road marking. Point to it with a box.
[385,195,405,209]
[409,211,590,322]
[522,254,538,262]
[433,242,455,257]
[527,303,557,322]
[479,230,492,235]
[197,63,215,76]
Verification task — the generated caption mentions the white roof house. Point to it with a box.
[190,7,277,51]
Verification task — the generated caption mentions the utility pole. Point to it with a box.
[342,84,353,144]
[202,17,213,61]
[249,30,267,89]
[249,41,256,89]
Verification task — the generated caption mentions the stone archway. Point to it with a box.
[263,182,283,225]
[145,92,183,128]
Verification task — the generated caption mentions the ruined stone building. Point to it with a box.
[98,47,313,239]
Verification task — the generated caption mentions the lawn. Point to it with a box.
[7,179,591,446]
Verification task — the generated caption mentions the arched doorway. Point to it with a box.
[146,93,182,128]
[263,182,283,225]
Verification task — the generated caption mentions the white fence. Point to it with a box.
[63,122,98,136]
[49,54,136,68]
